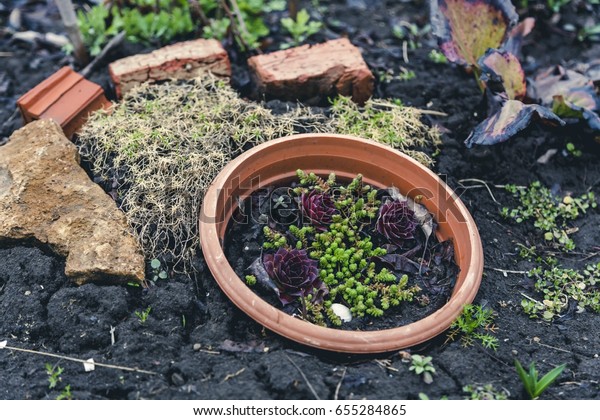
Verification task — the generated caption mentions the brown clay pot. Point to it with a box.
[199,134,483,354]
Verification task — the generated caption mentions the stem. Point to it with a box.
[473,67,485,92]
[54,0,89,65]
[288,0,298,20]
[188,0,210,27]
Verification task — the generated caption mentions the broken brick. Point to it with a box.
[16,66,110,138]
[109,39,231,97]
[247,38,374,104]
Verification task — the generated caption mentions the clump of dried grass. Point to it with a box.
[78,76,440,269]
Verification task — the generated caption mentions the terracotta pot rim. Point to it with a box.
[199,133,483,354]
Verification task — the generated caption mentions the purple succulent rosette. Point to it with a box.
[376,199,418,245]
[300,190,337,231]
[263,248,328,306]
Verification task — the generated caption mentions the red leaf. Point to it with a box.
[431,0,518,67]
[479,49,526,100]
[465,100,564,147]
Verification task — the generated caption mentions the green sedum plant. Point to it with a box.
[515,359,565,399]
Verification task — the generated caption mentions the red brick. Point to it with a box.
[247,38,374,104]
[109,39,231,97]
[16,66,110,138]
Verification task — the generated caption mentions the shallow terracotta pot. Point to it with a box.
[199,134,483,354]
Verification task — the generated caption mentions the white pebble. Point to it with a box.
[331,303,352,323]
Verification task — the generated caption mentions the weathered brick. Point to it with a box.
[248,38,374,104]
[109,39,231,97]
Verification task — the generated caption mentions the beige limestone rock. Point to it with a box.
[0,119,145,285]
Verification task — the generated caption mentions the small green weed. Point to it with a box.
[77,1,193,56]
[57,384,73,401]
[546,0,571,13]
[501,182,597,251]
[280,9,322,48]
[409,354,436,384]
[150,258,168,284]
[522,262,600,320]
[565,142,582,157]
[463,383,508,400]
[515,359,565,399]
[135,306,152,324]
[46,363,63,390]
[428,49,448,64]
[46,363,73,400]
[446,304,499,350]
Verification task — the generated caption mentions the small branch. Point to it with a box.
[220,0,255,53]
[221,367,245,383]
[334,367,347,400]
[1,343,158,375]
[402,40,408,64]
[55,0,89,65]
[286,354,321,400]
[80,31,125,78]
[418,109,448,117]
[457,178,498,204]
[520,292,542,305]
[288,0,298,20]
[188,0,210,27]
[489,267,528,277]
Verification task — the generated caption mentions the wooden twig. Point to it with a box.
[80,31,125,78]
[458,178,499,203]
[219,0,254,53]
[490,267,528,277]
[288,0,298,20]
[188,0,210,27]
[286,354,321,400]
[0,342,158,375]
[55,0,89,65]
[334,367,347,400]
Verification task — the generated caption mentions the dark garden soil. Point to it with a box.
[1,0,600,400]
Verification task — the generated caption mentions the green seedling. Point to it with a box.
[428,49,447,64]
[446,304,499,350]
[57,384,73,400]
[150,258,168,284]
[463,383,508,400]
[565,142,582,157]
[515,359,565,399]
[280,9,322,48]
[46,363,63,390]
[135,306,152,324]
[409,354,436,384]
